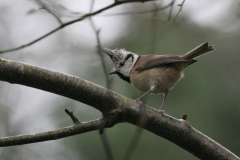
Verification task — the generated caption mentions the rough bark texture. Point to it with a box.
[0,58,239,160]
[0,119,105,147]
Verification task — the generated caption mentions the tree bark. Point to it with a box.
[0,58,239,160]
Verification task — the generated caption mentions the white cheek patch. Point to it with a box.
[119,56,139,76]
[125,59,133,68]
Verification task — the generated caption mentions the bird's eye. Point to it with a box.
[120,62,124,66]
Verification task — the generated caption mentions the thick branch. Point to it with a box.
[0,58,239,160]
[0,58,118,113]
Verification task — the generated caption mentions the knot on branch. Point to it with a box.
[99,108,124,134]
[102,108,123,127]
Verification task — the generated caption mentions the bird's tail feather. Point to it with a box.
[181,42,215,60]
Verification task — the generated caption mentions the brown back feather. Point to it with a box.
[133,42,215,72]
[134,55,188,72]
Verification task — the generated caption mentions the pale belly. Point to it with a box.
[130,67,184,94]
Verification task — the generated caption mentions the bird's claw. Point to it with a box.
[159,109,165,114]
[135,99,143,106]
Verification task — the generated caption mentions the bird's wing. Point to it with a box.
[134,55,189,72]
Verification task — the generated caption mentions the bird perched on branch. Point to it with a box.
[103,42,215,111]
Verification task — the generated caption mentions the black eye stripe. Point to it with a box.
[125,54,134,62]
[118,54,134,67]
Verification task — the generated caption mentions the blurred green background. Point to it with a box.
[0,0,240,159]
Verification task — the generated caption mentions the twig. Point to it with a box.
[33,0,174,18]
[122,127,143,160]
[163,0,184,27]
[148,2,159,55]
[89,18,111,89]
[0,26,63,54]
[65,109,81,124]
[121,114,147,160]
[0,0,156,54]
[172,0,186,22]
[100,132,115,160]
[102,0,174,17]
[166,0,175,21]
[35,0,62,24]
[89,1,114,160]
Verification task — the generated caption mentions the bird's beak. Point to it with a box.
[109,70,117,74]
[103,48,118,74]
[102,48,114,58]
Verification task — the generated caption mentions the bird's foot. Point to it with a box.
[135,99,143,106]
[159,109,165,114]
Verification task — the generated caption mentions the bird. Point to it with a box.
[103,42,215,111]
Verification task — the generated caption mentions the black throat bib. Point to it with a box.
[116,72,131,83]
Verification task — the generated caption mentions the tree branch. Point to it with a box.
[89,2,112,90]
[35,0,63,24]
[0,118,106,147]
[65,109,81,124]
[102,0,174,17]
[0,0,156,54]
[0,58,239,160]
[172,0,186,22]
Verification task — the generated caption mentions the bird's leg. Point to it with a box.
[159,90,169,111]
[135,86,155,105]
